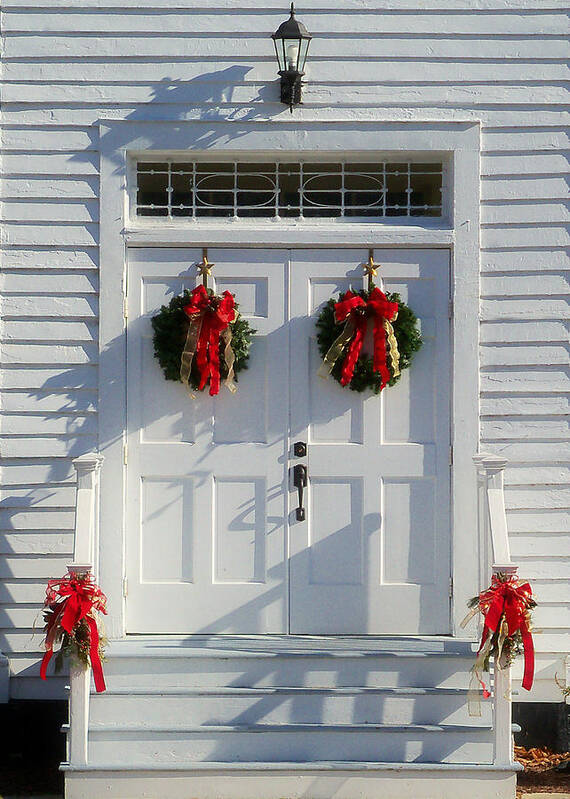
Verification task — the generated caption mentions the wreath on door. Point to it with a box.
[316,257,422,394]
[151,254,255,396]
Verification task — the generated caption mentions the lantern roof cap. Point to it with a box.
[272,3,311,40]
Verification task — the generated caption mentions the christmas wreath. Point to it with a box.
[151,285,255,397]
[316,284,422,393]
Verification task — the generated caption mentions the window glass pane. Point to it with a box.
[136,161,442,220]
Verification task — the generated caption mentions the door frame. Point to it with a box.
[99,119,481,640]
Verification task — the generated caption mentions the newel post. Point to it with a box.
[67,453,103,767]
[473,453,517,767]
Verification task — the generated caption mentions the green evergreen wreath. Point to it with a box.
[316,286,422,393]
[151,289,255,392]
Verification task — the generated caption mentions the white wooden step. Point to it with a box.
[87,724,494,765]
[64,763,519,799]
[89,686,492,727]
[103,639,478,691]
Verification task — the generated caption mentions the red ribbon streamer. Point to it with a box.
[183,285,236,396]
[334,288,398,389]
[476,574,535,691]
[40,571,107,692]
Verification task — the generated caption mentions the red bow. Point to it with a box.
[40,571,107,692]
[334,288,398,389]
[183,285,236,396]
[477,574,535,691]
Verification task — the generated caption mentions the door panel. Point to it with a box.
[289,249,451,634]
[126,248,289,633]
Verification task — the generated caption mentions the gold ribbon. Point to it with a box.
[179,314,203,398]
[466,634,494,717]
[317,317,356,380]
[221,326,237,394]
[383,316,401,379]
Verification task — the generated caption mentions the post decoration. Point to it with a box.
[40,569,107,693]
[462,571,536,712]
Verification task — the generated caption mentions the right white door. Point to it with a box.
[289,249,451,634]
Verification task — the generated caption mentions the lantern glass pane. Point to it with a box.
[298,38,310,71]
[283,37,301,71]
[273,39,285,72]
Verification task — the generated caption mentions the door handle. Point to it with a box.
[293,464,307,522]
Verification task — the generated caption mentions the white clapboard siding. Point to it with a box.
[1,391,97,413]
[2,320,98,342]
[1,0,569,704]
[481,396,569,416]
[2,200,100,224]
[2,177,99,199]
[3,0,569,8]
[5,83,570,107]
[1,271,99,293]
[481,250,569,272]
[5,61,570,84]
[5,10,567,34]
[2,248,99,270]
[4,107,569,129]
[481,202,569,225]
[6,35,569,60]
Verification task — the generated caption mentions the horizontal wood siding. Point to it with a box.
[1,0,568,701]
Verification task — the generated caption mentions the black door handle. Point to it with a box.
[293,464,307,521]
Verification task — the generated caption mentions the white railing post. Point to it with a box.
[67,453,103,767]
[473,453,517,768]
[492,562,519,767]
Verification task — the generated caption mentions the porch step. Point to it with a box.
[63,763,520,799]
[102,637,480,690]
[69,638,500,776]
[88,723,494,765]
[90,685,492,727]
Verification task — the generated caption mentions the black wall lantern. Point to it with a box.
[272,3,312,112]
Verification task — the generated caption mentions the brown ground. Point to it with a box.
[516,746,570,797]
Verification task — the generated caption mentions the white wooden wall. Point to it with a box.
[0,0,568,700]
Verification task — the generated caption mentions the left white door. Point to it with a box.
[125,248,289,633]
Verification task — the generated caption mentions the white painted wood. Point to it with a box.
[125,248,289,633]
[289,249,451,634]
[63,767,518,799]
[3,0,567,8]
[493,664,514,767]
[125,247,451,635]
[6,10,566,35]
[71,453,103,568]
[126,226,454,248]
[1,0,568,710]
[6,61,569,85]
[5,35,567,60]
[69,665,90,766]
[98,119,480,643]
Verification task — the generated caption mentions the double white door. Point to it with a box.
[125,248,451,634]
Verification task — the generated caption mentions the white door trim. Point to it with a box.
[99,119,480,639]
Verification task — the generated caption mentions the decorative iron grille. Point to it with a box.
[136,161,443,220]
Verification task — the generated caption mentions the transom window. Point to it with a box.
[136,160,443,220]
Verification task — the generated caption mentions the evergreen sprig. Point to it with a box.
[151,289,255,391]
[315,287,422,394]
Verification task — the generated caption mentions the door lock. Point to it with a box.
[293,463,307,522]
[294,441,307,457]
